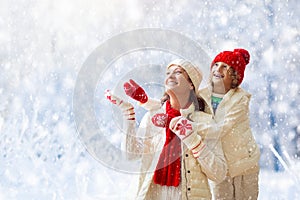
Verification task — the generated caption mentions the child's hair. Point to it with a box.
[228,67,240,89]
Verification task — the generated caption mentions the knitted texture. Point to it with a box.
[211,48,250,85]
[167,59,203,91]
[153,101,181,187]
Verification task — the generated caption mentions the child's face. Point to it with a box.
[211,62,232,93]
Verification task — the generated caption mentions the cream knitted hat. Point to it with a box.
[166,59,203,91]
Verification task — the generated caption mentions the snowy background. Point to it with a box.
[0,0,300,199]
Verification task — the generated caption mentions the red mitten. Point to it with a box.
[105,89,135,120]
[151,113,168,128]
[123,79,148,104]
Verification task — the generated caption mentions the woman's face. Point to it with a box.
[164,65,193,95]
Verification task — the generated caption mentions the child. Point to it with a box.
[198,48,260,200]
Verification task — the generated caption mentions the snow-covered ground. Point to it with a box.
[1,154,299,200]
[259,169,300,200]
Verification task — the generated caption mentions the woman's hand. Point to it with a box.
[123,79,148,104]
[105,89,135,120]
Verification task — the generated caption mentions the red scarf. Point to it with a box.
[153,101,181,187]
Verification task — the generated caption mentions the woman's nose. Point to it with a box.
[165,73,174,84]
[167,71,175,79]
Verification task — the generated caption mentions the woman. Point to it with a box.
[105,59,227,199]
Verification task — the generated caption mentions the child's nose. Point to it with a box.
[216,64,223,72]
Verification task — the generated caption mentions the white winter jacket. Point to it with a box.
[124,101,227,200]
[198,87,260,177]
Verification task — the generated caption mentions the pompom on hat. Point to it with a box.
[211,48,250,85]
[167,59,203,91]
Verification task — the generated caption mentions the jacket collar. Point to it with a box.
[180,103,195,118]
[162,101,195,118]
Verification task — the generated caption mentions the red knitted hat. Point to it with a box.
[211,48,250,85]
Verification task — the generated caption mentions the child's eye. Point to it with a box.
[175,71,182,75]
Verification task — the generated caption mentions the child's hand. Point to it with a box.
[170,116,206,158]
[170,116,194,139]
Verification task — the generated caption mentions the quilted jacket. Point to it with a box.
[124,101,227,200]
[198,87,260,177]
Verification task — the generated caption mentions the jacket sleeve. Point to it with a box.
[197,95,250,139]
[139,98,161,111]
[122,119,143,160]
[195,135,227,183]
[122,110,164,160]
[182,129,227,183]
